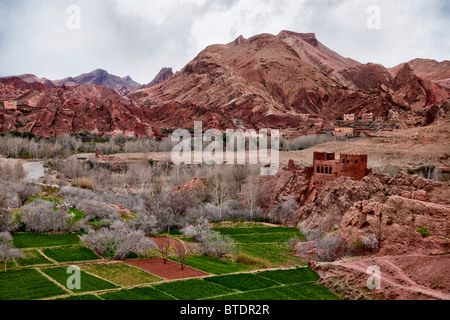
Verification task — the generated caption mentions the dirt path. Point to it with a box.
[329,255,450,300]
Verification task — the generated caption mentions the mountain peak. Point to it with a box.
[140,67,174,89]
[278,30,318,46]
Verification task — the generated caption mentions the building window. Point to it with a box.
[347,160,349,164]
[330,167,333,174]
[342,159,345,164]
[321,167,324,174]
[355,160,358,164]
[325,167,328,174]
[317,166,320,173]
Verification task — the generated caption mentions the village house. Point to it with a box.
[343,114,355,121]
[308,152,372,191]
[4,101,18,110]
[362,113,374,122]
[334,127,354,138]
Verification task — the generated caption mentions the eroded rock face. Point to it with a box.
[132,31,449,129]
[0,78,156,137]
[296,172,450,254]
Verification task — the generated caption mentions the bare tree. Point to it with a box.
[207,173,231,220]
[198,231,236,259]
[160,239,171,265]
[76,200,120,221]
[175,241,187,271]
[21,200,78,233]
[230,165,250,195]
[68,136,83,155]
[0,193,15,232]
[0,232,24,272]
[10,183,40,206]
[241,176,262,218]
[270,196,299,224]
[81,221,157,260]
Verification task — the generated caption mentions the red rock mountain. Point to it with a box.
[0,78,157,137]
[1,31,449,136]
[3,69,141,95]
[132,31,449,129]
[140,67,174,90]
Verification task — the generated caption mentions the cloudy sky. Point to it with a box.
[0,0,448,84]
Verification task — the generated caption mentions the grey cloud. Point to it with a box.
[0,0,448,84]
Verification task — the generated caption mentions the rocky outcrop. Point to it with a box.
[297,172,450,255]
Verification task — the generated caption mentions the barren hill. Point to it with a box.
[132,31,449,129]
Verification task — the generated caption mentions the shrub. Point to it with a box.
[234,253,271,268]
[287,237,301,250]
[72,177,96,191]
[301,228,323,242]
[314,236,347,262]
[416,226,432,238]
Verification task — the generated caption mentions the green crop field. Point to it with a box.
[213,226,301,235]
[205,273,278,291]
[82,263,162,287]
[42,246,101,263]
[239,243,305,267]
[13,233,82,249]
[228,232,302,243]
[256,268,320,284]
[154,279,235,300]
[41,267,118,293]
[0,269,67,300]
[170,255,257,275]
[100,287,176,300]
[16,249,54,267]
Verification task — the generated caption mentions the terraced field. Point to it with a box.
[0,225,340,300]
[213,223,305,268]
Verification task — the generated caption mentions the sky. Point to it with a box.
[0,0,448,84]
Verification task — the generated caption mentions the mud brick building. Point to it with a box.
[334,127,354,138]
[309,152,372,190]
[4,101,18,110]
[343,114,355,121]
[362,113,374,122]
